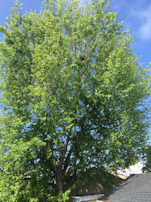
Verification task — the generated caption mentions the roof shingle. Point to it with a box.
[99,173,151,202]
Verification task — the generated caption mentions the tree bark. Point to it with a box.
[56,167,63,193]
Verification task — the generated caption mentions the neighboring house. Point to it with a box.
[71,194,104,202]
[98,173,151,202]
[68,168,126,202]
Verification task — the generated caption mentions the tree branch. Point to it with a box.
[62,148,72,177]
[63,171,77,192]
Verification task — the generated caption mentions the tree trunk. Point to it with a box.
[56,168,63,193]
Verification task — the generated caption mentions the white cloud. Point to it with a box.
[111,0,127,12]
[127,4,151,41]
[139,20,151,40]
[79,0,151,41]
[137,6,151,40]
[110,0,151,41]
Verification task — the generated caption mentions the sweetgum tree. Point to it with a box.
[0,0,150,201]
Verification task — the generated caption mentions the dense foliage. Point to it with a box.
[143,145,151,172]
[0,0,150,201]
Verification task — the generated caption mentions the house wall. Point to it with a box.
[67,172,124,202]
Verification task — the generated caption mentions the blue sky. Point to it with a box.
[0,0,151,140]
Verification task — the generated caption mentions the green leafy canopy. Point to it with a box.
[0,0,150,201]
[143,145,151,172]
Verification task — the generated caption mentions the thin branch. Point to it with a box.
[62,148,72,177]
[64,128,72,156]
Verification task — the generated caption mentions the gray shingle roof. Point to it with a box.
[99,173,151,202]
